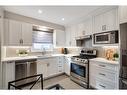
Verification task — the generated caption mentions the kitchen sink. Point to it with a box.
[37,55,53,58]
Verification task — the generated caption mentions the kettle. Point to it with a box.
[63,48,68,54]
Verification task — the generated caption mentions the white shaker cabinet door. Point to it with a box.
[2,61,15,89]
[103,8,118,31]
[54,30,65,47]
[93,14,103,34]
[70,26,77,46]
[65,27,71,46]
[77,23,85,37]
[37,59,48,79]
[47,58,58,77]
[8,20,22,45]
[21,22,33,46]
[84,18,93,35]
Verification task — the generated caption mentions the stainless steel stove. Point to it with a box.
[70,49,97,89]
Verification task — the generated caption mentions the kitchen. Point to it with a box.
[0,6,126,90]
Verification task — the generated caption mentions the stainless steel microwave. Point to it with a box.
[94,30,119,44]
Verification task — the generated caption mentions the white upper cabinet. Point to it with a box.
[8,19,22,46]
[77,23,84,37]
[65,27,71,46]
[119,6,127,24]
[93,13,103,33]
[103,8,118,31]
[4,19,33,46]
[21,22,33,46]
[83,18,93,35]
[53,30,65,47]
[93,8,118,34]
[70,25,77,46]
[65,25,77,47]
[77,17,93,37]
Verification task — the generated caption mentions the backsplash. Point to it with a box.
[3,46,81,57]
[2,46,119,58]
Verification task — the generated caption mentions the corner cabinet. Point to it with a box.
[93,8,118,34]
[53,30,65,47]
[2,61,15,89]
[89,60,119,89]
[4,19,32,46]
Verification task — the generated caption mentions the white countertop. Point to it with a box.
[90,57,119,65]
[2,54,78,62]
[2,56,38,62]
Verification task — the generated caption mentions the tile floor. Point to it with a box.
[31,74,85,90]
[43,74,84,89]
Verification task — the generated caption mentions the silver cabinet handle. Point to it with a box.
[69,41,71,45]
[47,63,50,66]
[102,25,106,31]
[82,30,85,35]
[99,84,106,88]
[99,73,106,76]
[99,64,106,67]
[19,39,23,44]
[59,70,62,72]
[19,39,22,44]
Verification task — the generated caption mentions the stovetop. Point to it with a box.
[72,55,96,59]
[71,49,97,63]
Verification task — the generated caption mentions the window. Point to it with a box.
[32,31,53,51]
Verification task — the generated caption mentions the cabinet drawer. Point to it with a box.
[91,62,118,71]
[97,69,116,82]
[95,78,116,89]
[91,66,117,82]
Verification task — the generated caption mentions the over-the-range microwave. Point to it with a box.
[93,30,119,44]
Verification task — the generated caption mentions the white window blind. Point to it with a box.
[32,31,53,51]
[33,31,53,44]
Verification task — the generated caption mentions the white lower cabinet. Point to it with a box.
[37,59,48,78]
[89,60,119,89]
[2,61,15,89]
[64,56,71,76]
[37,56,64,79]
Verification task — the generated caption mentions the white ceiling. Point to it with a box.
[3,6,103,26]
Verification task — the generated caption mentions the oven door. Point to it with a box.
[70,62,88,82]
[94,32,110,44]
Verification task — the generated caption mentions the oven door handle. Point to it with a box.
[71,62,87,66]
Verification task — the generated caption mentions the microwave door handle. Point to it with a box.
[108,34,111,43]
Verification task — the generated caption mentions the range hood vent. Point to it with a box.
[76,35,92,40]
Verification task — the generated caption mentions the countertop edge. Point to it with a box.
[89,58,119,65]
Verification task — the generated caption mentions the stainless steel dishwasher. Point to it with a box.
[15,59,37,86]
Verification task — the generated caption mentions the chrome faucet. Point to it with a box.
[41,47,46,55]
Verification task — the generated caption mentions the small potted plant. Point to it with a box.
[17,49,28,57]
[113,53,119,61]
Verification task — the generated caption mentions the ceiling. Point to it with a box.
[3,6,103,26]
